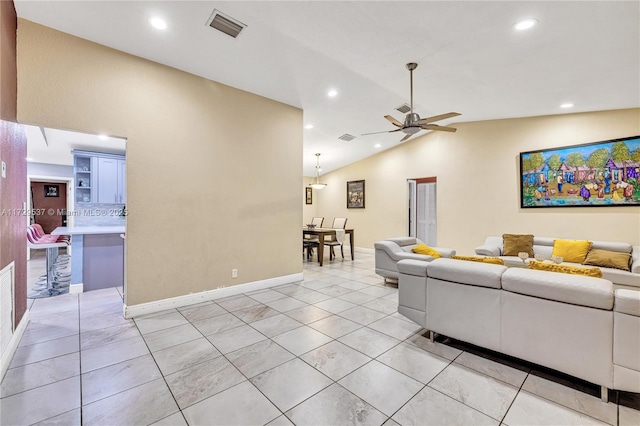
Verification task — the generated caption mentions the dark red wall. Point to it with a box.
[0,1,27,328]
[31,182,67,233]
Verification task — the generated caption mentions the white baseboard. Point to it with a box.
[124,272,304,319]
[69,283,84,294]
[1,310,29,380]
[355,246,375,254]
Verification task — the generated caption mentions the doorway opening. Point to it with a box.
[25,125,127,302]
[407,177,437,246]
[26,175,73,260]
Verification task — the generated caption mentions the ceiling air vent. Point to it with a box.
[206,9,246,38]
[338,134,356,141]
[395,103,411,114]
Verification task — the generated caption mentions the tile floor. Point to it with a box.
[1,251,639,425]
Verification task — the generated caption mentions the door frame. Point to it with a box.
[26,174,74,260]
[407,176,437,243]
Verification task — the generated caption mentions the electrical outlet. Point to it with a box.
[232,269,238,278]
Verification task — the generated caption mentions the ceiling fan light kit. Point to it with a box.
[310,153,327,189]
[362,62,461,142]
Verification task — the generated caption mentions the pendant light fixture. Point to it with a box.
[309,153,327,189]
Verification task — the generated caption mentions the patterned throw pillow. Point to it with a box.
[412,244,441,258]
[502,234,534,257]
[529,260,603,278]
[451,255,505,265]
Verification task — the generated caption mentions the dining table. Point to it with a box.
[303,227,354,266]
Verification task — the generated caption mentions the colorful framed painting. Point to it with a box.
[520,135,640,208]
[347,180,365,208]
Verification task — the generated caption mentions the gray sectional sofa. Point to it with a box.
[397,257,640,401]
[475,236,640,289]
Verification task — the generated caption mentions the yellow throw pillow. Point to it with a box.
[451,255,505,265]
[583,249,631,272]
[412,244,441,258]
[502,234,534,257]
[551,239,592,263]
[529,260,603,278]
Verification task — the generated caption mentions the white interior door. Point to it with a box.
[416,182,437,246]
[408,180,416,237]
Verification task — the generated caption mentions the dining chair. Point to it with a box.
[304,217,324,260]
[324,217,348,260]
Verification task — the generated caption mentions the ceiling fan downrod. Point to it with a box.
[406,62,418,115]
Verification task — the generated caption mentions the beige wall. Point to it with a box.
[17,20,303,305]
[315,108,640,254]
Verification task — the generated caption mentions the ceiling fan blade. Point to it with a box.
[362,128,403,136]
[416,112,461,125]
[384,115,404,127]
[400,133,413,142]
[422,124,457,133]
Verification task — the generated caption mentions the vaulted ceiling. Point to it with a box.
[16,1,640,175]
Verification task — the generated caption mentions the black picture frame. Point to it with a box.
[305,187,313,205]
[44,185,59,198]
[520,135,640,208]
[347,180,365,209]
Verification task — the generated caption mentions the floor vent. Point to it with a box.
[0,262,15,359]
[395,103,411,114]
[338,134,356,141]
[206,9,247,38]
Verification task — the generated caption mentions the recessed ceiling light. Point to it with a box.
[304,124,314,129]
[149,17,167,30]
[98,134,109,141]
[513,18,537,31]
[327,89,338,98]
[560,103,574,108]
[375,144,382,148]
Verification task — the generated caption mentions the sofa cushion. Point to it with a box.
[476,244,501,257]
[532,245,554,259]
[427,258,507,289]
[501,256,530,268]
[412,244,441,258]
[533,237,555,246]
[529,261,603,278]
[397,259,429,277]
[386,237,418,247]
[591,241,632,254]
[614,289,640,316]
[451,255,504,265]
[434,247,456,258]
[584,249,631,272]
[503,234,534,257]
[551,239,592,263]
[600,268,640,288]
[502,268,613,310]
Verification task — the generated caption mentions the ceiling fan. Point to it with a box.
[362,63,461,142]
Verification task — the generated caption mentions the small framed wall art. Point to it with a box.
[44,185,59,198]
[347,180,365,208]
[305,187,313,205]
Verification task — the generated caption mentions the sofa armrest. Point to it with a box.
[631,246,640,274]
[395,252,435,262]
[475,244,501,256]
[375,241,434,262]
[615,289,640,316]
[432,247,456,258]
[397,259,429,277]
